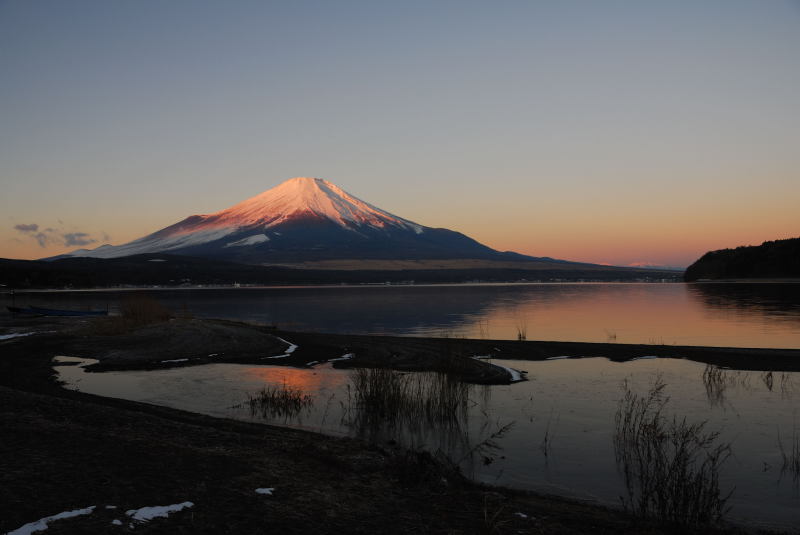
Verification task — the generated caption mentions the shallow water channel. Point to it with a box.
[56,357,800,531]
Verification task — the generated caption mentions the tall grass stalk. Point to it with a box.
[240,382,313,419]
[540,408,559,458]
[347,367,471,428]
[778,421,800,481]
[614,376,732,527]
[85,295,172,335]
[514,317,528,341]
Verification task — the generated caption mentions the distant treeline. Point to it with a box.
[0,254,680,289]
[684,237,800,281]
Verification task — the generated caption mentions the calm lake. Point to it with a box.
[30,282,800,529]
[57,356,800,530]
[8,282,800,348]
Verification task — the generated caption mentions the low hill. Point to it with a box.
[684,237,800,281]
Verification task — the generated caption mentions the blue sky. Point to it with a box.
[2,0,798,266]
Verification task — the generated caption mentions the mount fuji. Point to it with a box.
[56,177,550,266]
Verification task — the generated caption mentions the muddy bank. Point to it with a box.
[46,318,512,384]
[0,330,738,535]
[279,329,800,372]
[3,316,799,384]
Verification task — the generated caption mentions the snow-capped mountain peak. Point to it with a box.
[210,177,422,233]
[60,177,436,260]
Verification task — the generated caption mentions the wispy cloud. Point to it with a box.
[14,223,39,233]
[63,232,96,247]
[12,222,102,249]
[33,233,50,247]
[13,223,51,247]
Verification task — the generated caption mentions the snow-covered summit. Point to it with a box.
[209,177,423,233]
[59,177,432,260]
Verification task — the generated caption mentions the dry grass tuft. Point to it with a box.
[614,376,732,527]
[83,295,172,335]
[778,420,800,482]
[238,382,314,419]
[347,367,471,429]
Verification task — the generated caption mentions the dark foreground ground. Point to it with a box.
[2,316,796,534]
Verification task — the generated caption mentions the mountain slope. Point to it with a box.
[684,237,800,281]
[54,177,621,270]
[55,177,550,265]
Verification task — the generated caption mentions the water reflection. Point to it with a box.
[688,283,800,320]
[55,357,800,528]
[9,282,800,348]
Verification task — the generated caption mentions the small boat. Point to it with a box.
[8,306,108,317]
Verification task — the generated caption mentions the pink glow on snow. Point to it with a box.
[209,177,422,232]
[64,177,424,259]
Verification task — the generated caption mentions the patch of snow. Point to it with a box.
[630,355,659,361]
[105,505,117,510]
[8,506,96,535]
[472,355,492,360]
[224,234,270,248]
[262,337,299,360]
[160,358,189,363]
[545,356,571,360]
[514,512,528,519]
[66,226,238,259]
[208,353,218,357]
[275,337,298,354]
[306,361,319,367]
[52,356,98,367]
[147,259,167,262]
[255,488,275,495]
[125,501,193,523]
[0,332,36,341]
[327,353,355,362]
[111,519,122,526]
[490,363,526,383]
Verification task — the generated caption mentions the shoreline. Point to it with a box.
[0,317,792,533]
[5,277,800,296]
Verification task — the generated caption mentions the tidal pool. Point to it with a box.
[56,356,800,531]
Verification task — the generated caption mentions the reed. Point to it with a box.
[84,294,172,335]
[614,376,732,527]
[514,317,528,341]
[118,294,172,325]
[778,421,800,481]
[477,319,490,340]
[540,409,559,458]
[702,364,727,407]
[241,382,313,419]
[761,371,774,392]
[347,367,471,428]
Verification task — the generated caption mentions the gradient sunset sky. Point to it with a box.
[2,1,798,267]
